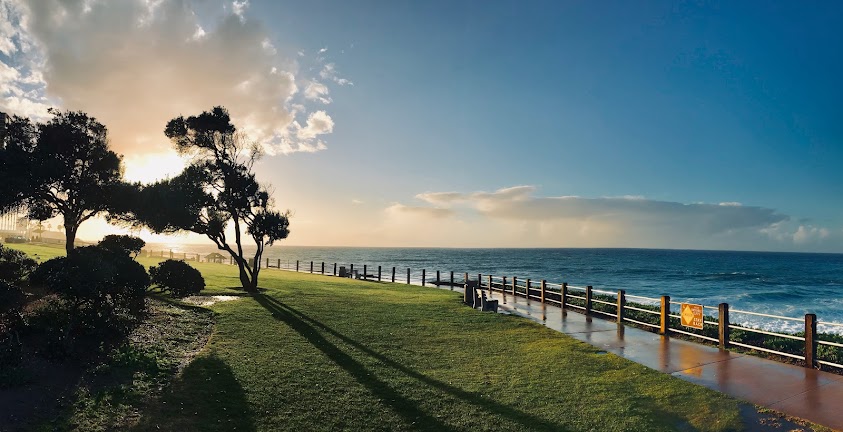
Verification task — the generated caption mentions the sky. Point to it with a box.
[1,0,842,252]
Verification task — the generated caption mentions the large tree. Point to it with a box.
[0,110,123,254]
[116,107,290,291]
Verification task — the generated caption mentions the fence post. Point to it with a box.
[378,266,382,281]
[717,303,731,348]
[310,261,313,273]
[277,258,281,269]
[296,260,299,271]
[478,274,482,293]
[436,270,440,286]
[350,263,354,276]
[660,295,671,335]
[333,263,337,276]
[502,276,507,303]
[805,313,817,369]
[617,290,626,323]
[512,276,517,297]
[489,274,493,293]
[364,265,368,280]
[422,269,426,286]
[321,262,325,274]
[585,285,593,315]
[392,267,396,283]
[562,283,568,308]
[540,280,546,304]
[526,279,531,300]
[266,258,269,268]
[449,271,454,291]
[407,268,410,284]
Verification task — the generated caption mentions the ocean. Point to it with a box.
[148,244,843,334]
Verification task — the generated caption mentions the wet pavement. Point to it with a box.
[484,289,843,431]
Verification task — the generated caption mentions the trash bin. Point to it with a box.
[339,266,348,277]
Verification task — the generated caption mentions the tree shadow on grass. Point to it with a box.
[253,294,568,431]
[132,355,255,432]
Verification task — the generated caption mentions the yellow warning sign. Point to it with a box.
[680,303,704,329]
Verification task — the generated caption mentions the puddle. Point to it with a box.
[182,295,243,306]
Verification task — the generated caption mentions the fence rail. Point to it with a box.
[139,249,843,373]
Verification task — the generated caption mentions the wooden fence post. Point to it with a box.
[350,263,354,276]
[585,285,593,315]
[392,267,396,283]
[266,258,269,268]
[526,279,531,300]
[512,277,517,297]
[449,271,454,291]
[378,266,382,282]
[321,262,325,274]
[660,295,671,335]
[333,263,337,276]
[718,303,730,348]
[310,261,313,273]
[422,269,426,286]
[502,276,507,303]
[277,258,281,269]
[562,283,568,308]
[805,313,817,369]
[363,265,368,280]
[478,274,482,293]
[617,290,626,323]
[436,270,440,286]
[540,280,547,304]
[489,274,493,293]
[406,268,410,284]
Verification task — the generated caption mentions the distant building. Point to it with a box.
[0,111,7,148]
[0,207,27,238]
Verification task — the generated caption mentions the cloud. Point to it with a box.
[319,62,353,86]
[0,0,341,156]
[386,204,454,219]
[384,185,843,250]
[296,110,334,140]
[304,81,331,104]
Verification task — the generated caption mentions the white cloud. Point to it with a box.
[318,47,327,53]
[793,225,830,244]
[0,0,340,156]
[304,81,331,104]
[297,110,334,140]
[386,204,454,219]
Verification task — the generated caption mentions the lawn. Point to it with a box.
[4,243,805,431]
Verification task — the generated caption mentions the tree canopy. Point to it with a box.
[0,109,124,254]
[116,106,289,291]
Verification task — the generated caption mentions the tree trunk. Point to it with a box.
[65,223,78,255]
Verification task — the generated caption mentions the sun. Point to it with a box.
[122,151,187,184]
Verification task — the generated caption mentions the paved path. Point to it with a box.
[484,289,843,431]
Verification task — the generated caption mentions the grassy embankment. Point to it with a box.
[6,243,827,431]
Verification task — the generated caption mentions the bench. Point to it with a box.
[463,280,481,307]
[480,292,499,313]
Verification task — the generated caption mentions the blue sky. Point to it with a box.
[1,0,842,251]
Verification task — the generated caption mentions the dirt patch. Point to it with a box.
[181,295,244,307]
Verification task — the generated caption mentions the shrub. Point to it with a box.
[0,244,38,285]
[0,281,25,312]
[28,246,150,354]
[0,310,24,367]
[97,234,146,257]
[149,260,205,298]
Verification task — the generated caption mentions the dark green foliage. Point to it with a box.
[0,110,125,254]
[97,234,146,257]
[0,281,25,312]
[25,246,150,357]
[118,106,290,291]
[0,309,24,367]
[149,260,205,298]
[0,244,37,285]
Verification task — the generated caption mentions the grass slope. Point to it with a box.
[6,243,802,431]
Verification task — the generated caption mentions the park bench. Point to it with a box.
[480,292,498,312]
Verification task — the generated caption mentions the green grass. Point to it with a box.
[4,243,803,431]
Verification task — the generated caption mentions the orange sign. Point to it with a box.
[680,303,704,329]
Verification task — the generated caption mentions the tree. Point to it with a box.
[0,110,123,254]
[117,107,289,291]
[98,234,146,258]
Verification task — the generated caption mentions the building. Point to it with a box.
[0,207,27,238]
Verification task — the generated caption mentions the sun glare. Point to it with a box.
[123,152,187,184]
